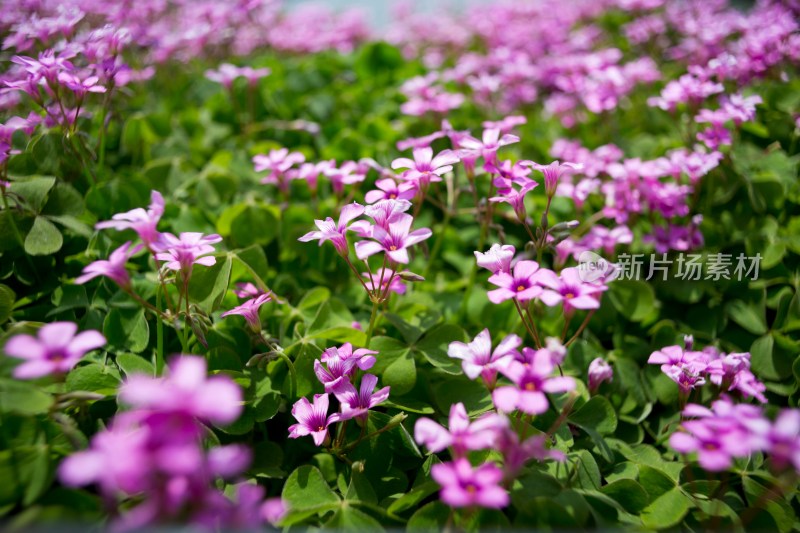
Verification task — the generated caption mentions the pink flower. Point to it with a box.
[489,176,538,221]
[474,244,515,274]
[670,397,769,472]
[527,161,583,197]
[431,459,509,509]
[537,267,607,313]
[391,147,459,188]
[396,130,446,151]
[261,497,287,526]
[96,190,165,248]
[483,115,527,133]
[57,72,106,97]
[233,282,262,299]
[492,347,575,415]
[355,213,431,264]
[415,402,508,456]
[314,343,378,392]
[322,342,378,372]
[154,232,222,276]
[3,322,106,379]
[588,357,613,393]
[648,345,709,393]
[364,199,412,229]
[288,394,341,446]
[332,373,390,422]
[206,63,270,88]
[486,260,543,304]
[220,293,273,332]
[119,356,243,425]
[253,149,305,191]
[766,410,800,473]
[459,128,519,168]
[447,329,521,386]
[298,203,370,256]
[324,160,369,193]
[364,178,417,204]
[75,241,143,288]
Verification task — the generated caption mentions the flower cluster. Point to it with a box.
[289,343,389,446]
[478,245,610,314]
[299,199,431,303]
[671,396,800,473]
[58,356,285,530]
[648,336,767,402]
[415,402,565,509]
[205,63,271,89]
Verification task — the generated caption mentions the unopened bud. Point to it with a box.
[399,271,425,282]
[684,335,694,350]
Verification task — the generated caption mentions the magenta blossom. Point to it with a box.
[355,213,431,264]
[288,394,341,446]
[391,147,459,188]
[234,282,262,299]
[415,402,508,456]
[206,63,270,88]
[537,267,607,313]
[670,397,769,472]
[321,342,378,372]
[396,130,446,151]
[527,161,583,197]
[431,459,509,509]
[364,199,412,229]
[588,357,613,393]
[154,232,222,276]
[648,345,709,393]
[489,176,538,221]
[120,356,243,425]
[483,115,527,133]
[765,410,800,473]
[75,241,143,289]
[459,128,519,168]
[493,347,576,415]
[486,260,543,304]
[332,373,390,422]
[314,343,378,392]
[364,178,417,204]
[220,293,273,332]
[474,244,515,274]
[298,203,371,256]
[448,329,521,386]
[3,322,106,379]
[253,149,305,190]
[96,190,165,248]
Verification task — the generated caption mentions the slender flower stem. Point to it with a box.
[546,391,579,438]
[524,306,543,348]
[155,286,165,376]
[513,299,539,346]
[343,255,373,296]
[257,332,297,398]
[276,351,297,399]
[365,302,379,349]
[564,310,595,347]
[123,287,168,319]
[337,413,407,453]
[423,207,451,279]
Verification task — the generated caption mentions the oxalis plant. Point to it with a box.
[1,0,799,532]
